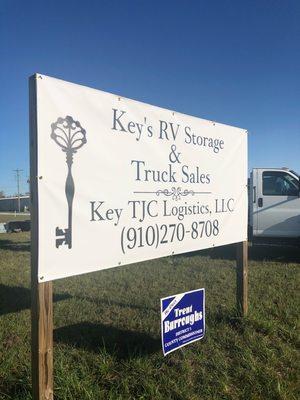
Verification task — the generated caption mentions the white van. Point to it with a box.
[249,168,300,239]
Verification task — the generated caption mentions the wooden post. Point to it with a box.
[236,241,248,316]
[30,74,54,399]
[31,281,54,400]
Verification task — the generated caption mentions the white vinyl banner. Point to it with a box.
[31,74,247,282]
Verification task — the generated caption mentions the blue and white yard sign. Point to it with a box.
[161,288,205,356]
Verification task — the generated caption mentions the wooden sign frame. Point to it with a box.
[29,74,248,400]
[30,75,54,400]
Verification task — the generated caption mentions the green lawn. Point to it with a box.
[0,214,30,223]
[0,232,299,399]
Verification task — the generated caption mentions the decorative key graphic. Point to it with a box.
[51,116,87,249]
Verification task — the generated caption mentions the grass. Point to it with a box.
[0,214,30,224]
[0,231,299,399]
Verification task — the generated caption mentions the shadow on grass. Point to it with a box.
[186,241,300,264]
[0,284,71,316]
[208,307,298,345]
[0,376,31,400]
[75,295,157,313]
[0,239,30,252]
[208,307,247,332]
[54,322,160,360]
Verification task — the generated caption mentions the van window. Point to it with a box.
[263,171,299,196]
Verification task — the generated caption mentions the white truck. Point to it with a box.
[249,168,300,239]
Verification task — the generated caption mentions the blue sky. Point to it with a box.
[0,0,299,195]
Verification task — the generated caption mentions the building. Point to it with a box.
[0,196,30,212]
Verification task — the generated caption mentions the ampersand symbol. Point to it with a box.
[169,145,181,164]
